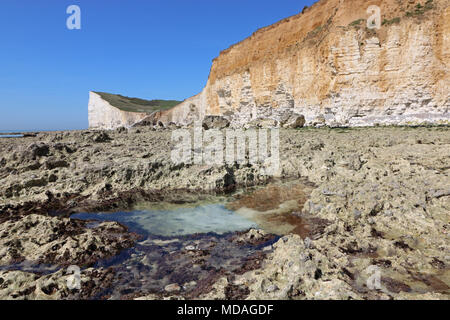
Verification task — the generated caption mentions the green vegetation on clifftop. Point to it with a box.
[95,92,181,113]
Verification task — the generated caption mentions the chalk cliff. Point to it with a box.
[88,92,181,129]
[158,0,449,127]
[88,92,149,129]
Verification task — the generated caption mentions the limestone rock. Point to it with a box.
[202,115,230,130]
[91,131,112,143]
[0,268,115,300]
[0,214,137,267]
[245,118,279,129]
[24,143,50,160]
[152,0,450,128]
[311,115,326,128]
[88,92,149,130]
[164,283,181,293]
[88,92,181,130]
[0,126,449,300]
[283,114,306,128]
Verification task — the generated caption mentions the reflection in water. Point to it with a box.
[66,182,313,298]
[228,182,313,237]
[71,204,258,237]
[69,202,280,299]
[72,182,314,240]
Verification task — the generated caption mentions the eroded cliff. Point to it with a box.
[88,92,181,129]
[161,0,449,127]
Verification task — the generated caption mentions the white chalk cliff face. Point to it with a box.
[159,0,449,127]
[88,92,149,129]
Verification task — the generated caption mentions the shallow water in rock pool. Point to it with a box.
[71,204,258,237]
[0,183,312,299]
[64,183,315,299]
[68,202,283,299]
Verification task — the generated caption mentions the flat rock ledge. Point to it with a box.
[0,126,449,300]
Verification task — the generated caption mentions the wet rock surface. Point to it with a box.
[90,229,278,300]
[0,267,116,300]
[0,126,449,299]
[0,214,139,268]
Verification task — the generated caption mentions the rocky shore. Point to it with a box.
[0,126,449,299]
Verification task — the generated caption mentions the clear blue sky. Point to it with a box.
[0,0,316,131]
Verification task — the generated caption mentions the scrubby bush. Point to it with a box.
[382,17,401,26]
[349,19,365,27]
[405,0,433,17]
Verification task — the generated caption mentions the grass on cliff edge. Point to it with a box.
[95,92,182,114]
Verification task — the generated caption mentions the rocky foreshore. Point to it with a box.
[0,126,449,300]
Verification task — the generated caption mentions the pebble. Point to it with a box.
[165,283,181,293]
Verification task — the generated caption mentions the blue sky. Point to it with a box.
[0,0,316,131]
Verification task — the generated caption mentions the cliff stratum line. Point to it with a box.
[89,0,450,129]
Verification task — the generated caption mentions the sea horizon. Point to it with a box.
[0,128,87,134]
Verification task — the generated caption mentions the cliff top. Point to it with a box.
[94,92,181,114]
[208,0,444,83]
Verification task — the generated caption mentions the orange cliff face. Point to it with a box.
[160,0,449,127]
